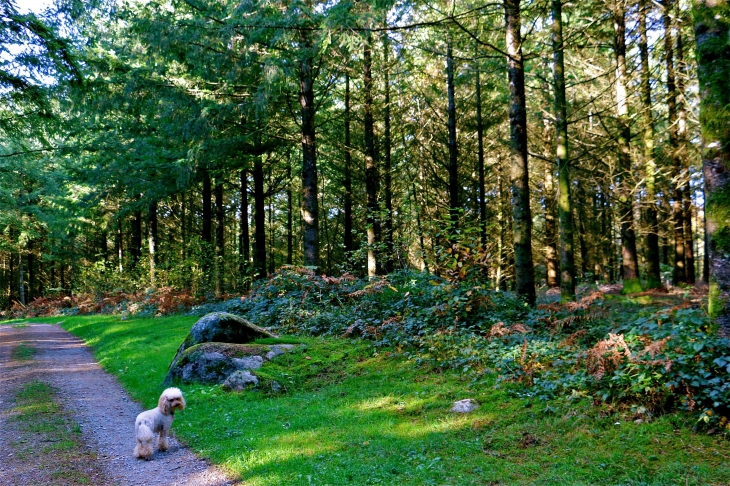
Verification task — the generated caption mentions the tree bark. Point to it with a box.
[116,218,123,273]
[148,200,158,288]
[613,1,642,293]
[692,0,730,325]
[344,73,354,257]
[202,169,213,283]
[214,179,224,294]
[239,170,250,277]
[447,35,459,232]
[541,69,558,288]
[254,156,266,279]
[18,252,24,306]
[131,209,142,269]
[364,31,380,277]
[286,158,293,265]
[677,23,696,284]
[504,0,536,305]
[300,29,319,270]
[664,0,688,287]
[475,60,487,252]
[383,34,394,272]
[639,0,662,289]
[552,0,575,300]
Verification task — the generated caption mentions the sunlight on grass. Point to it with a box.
[40,314,730,486]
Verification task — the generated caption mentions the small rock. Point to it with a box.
[265,344,295,360]
[451,398,479,413]
[221,370,259,391]
[232,355,264,370]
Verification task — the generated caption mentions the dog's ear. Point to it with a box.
[158,393,170,414]
[179,394,186,410]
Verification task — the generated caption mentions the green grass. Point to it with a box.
[11,342,35,361]
[25,315,730,485]
[10,381,94,482]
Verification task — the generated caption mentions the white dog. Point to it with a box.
[133,387,186,460]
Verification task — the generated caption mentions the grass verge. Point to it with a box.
[21,315,730,485]
[9,380,99,484]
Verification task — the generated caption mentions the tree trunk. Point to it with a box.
[383,34,394,272]
[27,244,34,302]
[286,158,293,265]
[551,0,576,299]
[269,172,276,275]
[663,0,687,287]
[447,35,459,232]
[148,200,158,288]
[254,155,266,279]
[613,2,642,293]
[116,218,123,273]
[541,68,558,289]
[692,0,730,325]
[215,179,224,294]
[639,0,662,289]
[475,60,487,252]
[131,209,142,269]
[239,170,250,277]
[364,31,380,277]
[181,192,187,261]
[18,252,24,306]
[504,0,536,305]
[202,169,213,284]
[677,23,696,284]
[344,73,354,257]
[300,31,319,269]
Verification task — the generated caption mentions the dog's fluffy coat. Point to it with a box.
[133,387,186,460]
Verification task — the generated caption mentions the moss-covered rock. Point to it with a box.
[165,312,278,382]
[163,341,295,386]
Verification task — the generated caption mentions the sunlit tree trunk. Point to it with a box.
[541,70,558,288]
[300,27,319,270]
[214,179,224,294]
[148,200,157,288]
[663,0,687,287]
[239,170,250,278]
[677,23,696,284]
[504,0,536,305]
[475,60,487,252]
[18,252,24,306]
[254,155,266,279]
[364,31,380,277]
[692,0,730,323]
[131,208,142,269]
[116,219,123,273]
[613,1,642,293]
[286,158,293,265]
[447,35,459,233]
[552,0,575,300]
[344,73,354,258]
[383,41,394,272]
[639,0,662,289]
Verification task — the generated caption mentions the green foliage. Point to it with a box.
[19,313,730,485]
[621,278,644,295]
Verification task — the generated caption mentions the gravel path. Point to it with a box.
[0,323,240,486]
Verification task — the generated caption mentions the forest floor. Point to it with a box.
[0,323,239,486]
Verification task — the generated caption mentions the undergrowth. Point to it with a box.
[10,265,729,429]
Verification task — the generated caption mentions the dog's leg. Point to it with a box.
[158,430,168,452]
[134,440,153,460]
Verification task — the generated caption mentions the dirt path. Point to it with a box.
[0,323,239,486]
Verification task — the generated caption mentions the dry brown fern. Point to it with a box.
[558,329,588,347]
[346,281,388,298]
[487,322,531,339]
[586,333,631,380]
[487,322,509,339]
